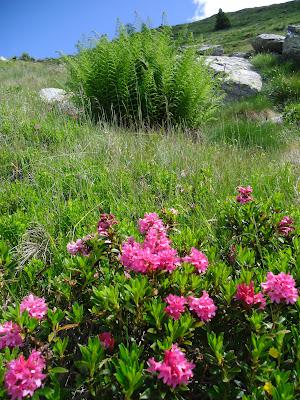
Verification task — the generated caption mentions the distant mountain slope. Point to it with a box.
[173,0,300,53]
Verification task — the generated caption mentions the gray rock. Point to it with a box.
[197,45,224,56]
[252,34,285,54]
[229,52,253,59]
[283,25,300,62]
[39,88,78,115]
[204,56,263,99]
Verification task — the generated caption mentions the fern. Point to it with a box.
[66,27,221,129]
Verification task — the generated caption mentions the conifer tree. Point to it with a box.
[215,8,231,31]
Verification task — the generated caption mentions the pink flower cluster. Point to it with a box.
[165,291,217,322]
[0,322,23,350]
[148,344,195,388]
[120,213,179,274]
[67,235,91,257]
[97,213,118,237]
[183,247,209,273]
[5,350,46,400]
[235,282,266,309]
[187,291,217,322]
[236,186,253,204]
[262,272,298,304]
[99,332,115,350]
[165,295,186,320]
[278,216,295,236]
[20,294,48,320]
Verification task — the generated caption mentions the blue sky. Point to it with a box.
[0,0,291,59]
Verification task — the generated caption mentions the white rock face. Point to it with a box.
[204,56,263,99]
[0,56,8,61]
[39,88,78,115]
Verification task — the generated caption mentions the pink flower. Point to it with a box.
[120,239,159,273]
[156,248,180,273]
[138,213,163,234]
[187,291,217,322]
[236,186,253,204]
[165,295,186,320]
[120,214,179,274]
[183,248,209,273]
[143,225,171,252]
[235,282,266,309]
[20,294,48,320]
[97,214,118,237]
[261,272,298,304]
[5,350,46,400]
[67,237,90,256]
[0,322,23,349]
[278,216,295,236]
[147,344,195,388]
[99,332,115,350]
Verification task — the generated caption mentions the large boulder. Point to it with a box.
[197,45,224,56]
[252,34,285,54]
[283,25,300,62]
[204,56,263,99]
[39,88,78,115]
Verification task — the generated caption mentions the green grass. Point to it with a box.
[173,0,300,53]
[0,60,299,273]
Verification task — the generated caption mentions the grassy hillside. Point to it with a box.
[0,60,299,256]
[173,0,300,53]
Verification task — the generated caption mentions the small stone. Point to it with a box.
[39,88,78,116]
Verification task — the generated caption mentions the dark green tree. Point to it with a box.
[19,52,35,61]
[215,8,231,31]
[124,23,136,36]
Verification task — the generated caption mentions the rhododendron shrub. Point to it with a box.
[236,185,253,204]
[99,331,115,350]
[235,281,266,309]
[148,344,195,388]
[187,291,217,322]
[164,294,186,320]
[218,188,297,262]
[0,195,298,399]
[278,216,295,236]
[261,272,298,304]
[20,294,48,320]
[5,350,46,399]
[0,322,23,350]
[120,214,180,273]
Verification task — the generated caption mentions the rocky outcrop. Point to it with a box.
[283,25,300,62]
[39,88,78,115]
[204,56,263,99]
[197,45,224,56]
[252,34,285,54]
